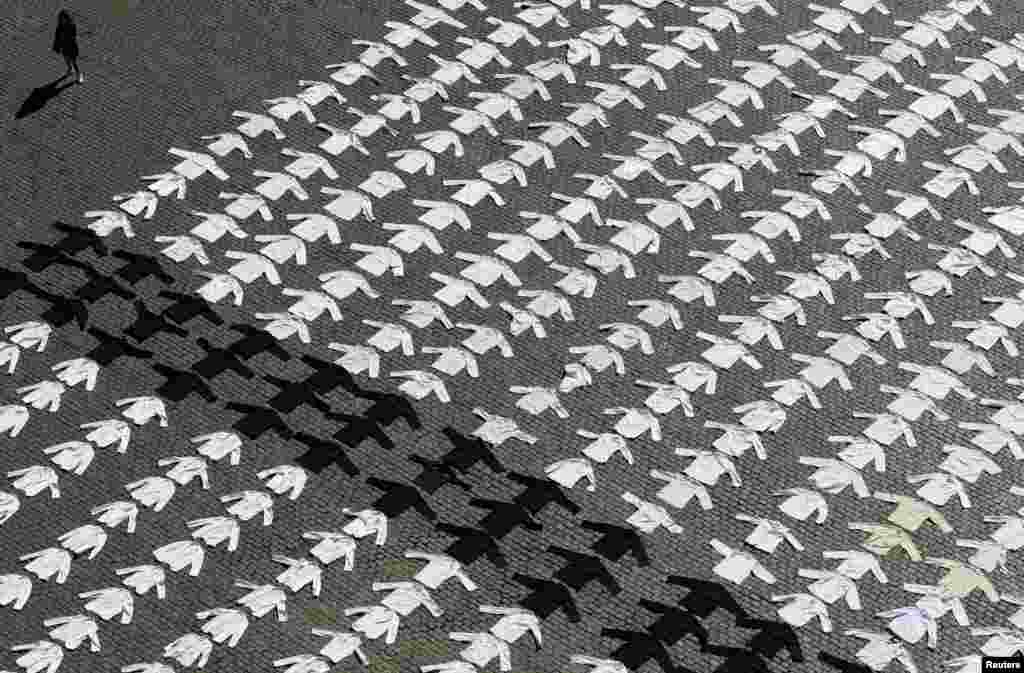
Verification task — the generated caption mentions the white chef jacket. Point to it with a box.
[253,171,309,201]
[775,594,832,631]
[363,321,414,355]
[971,628,1024,657]
[666,361,717,393]
[481,606,541,646]
[601,323,653,354]
[552,264,599,297]
[775,488,829,523]
[352,244,404,277]
[698,333,762,370]
[545,458,596,490]
[879,607,938,647]
[431,274,489,309]
[629,301,682,329]
[321,189,374,222]
[818,331,886,366]
[800,569,862,609]
[635,381,693,416]
[219,192,272,221]
[392,371,450,403]
[709,539,775,585]
[907,472,970,508]
[319,270,378,300]
[226,248,282,282]
[604,407,661,440]
[847,631,916,673]
[282,289,341,322]
[256,235,306,265]
[621,492,682,534]
[451,632,510,671]
[204,132,252,158]
[831,436,886,472]
[170,149,228,181]
[799,457,870,497]
[649,470,712,510]
[489,234,551,264]
[232,111,284,139]
[577,430,632,464]
[735,515,804,554]
[985,513,1024,550]
[373,582,443,617]
[424,347,478,378]
[282,148,336,180]
[471,408,536,445]
[456,253,520,288]
[519,290,573,321]
[676,449,741,487]
[197,273,245,306]
[384,224,442,255]
[342,509,388,545]
[190,211,246,242]
[114,190,158,219]
[316,631,365,664]
[405,552,476,591]
[459,324,512,357]
[823,550,887,582]
[360,171,405,198]
[348,606,399,642]
[955,539,1007,573]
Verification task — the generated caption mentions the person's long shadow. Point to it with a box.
[16,76,77,119]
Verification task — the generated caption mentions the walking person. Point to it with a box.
[53,10,83,83]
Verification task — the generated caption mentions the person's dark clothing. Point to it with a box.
[113,251,173,285]
[85,327,153,365]
[299,355,361,396]
[51,222,107,258]
[191,337,254,380]
[702,645,772,673]
[158,290,224,327]
[18,246,81,274]
[435,523,507,567]
[819,652,873,673]
[263,375,331,414]
[152,363,217,403]
[440,427,505,474]
[547,546,621,594]
[293,431,359,476]
[513,574,580,622]
[224,401,294,440]
[638,599,710,650]
[739,619,804,663]
[470,498,542,539]
[19,242,68,273]
[327,412,394,450]
[601,628,683,673]
[507,471,580,516]
[53,15,79,60]
[362,391,421,430]
[126,300,189,342]
[30,287,89,329]
[665,576,750,622]
[580,520,650,566]
[0,268,40,300]
[71,266,134,304]
[365,477,436,521]
[226,323,289,361]
[409,455,471,494]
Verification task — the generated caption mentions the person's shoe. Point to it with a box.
[77,73,84,84]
